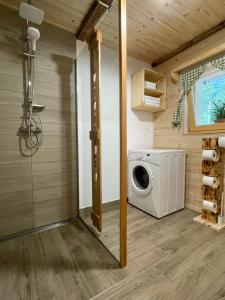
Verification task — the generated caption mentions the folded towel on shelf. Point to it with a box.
[144,102,160,107]
[144,99,160,105]
[144,95,160,102]
[144,95,159,99]
[144,99,160,107]
[145,102,160,106]
[145,84,156,89]
[144,81,157,90]
[144,97,159,102]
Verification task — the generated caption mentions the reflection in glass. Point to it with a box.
[77,0,120,261]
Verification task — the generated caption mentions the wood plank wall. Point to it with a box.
[153,29,225,212]
[0,6,77,236]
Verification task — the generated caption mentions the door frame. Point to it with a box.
[119,0,127,268]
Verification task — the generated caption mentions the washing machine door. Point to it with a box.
[130,161,154,195]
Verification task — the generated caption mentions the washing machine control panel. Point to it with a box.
[128,151,160,165]
[128,152,143,161]
[142,153,158,164]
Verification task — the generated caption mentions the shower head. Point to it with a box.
[27,27,40,52]
[19,2,44,25]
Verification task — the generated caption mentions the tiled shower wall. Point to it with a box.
[0,6,77,236]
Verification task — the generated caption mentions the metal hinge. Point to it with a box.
[98,0,112,12]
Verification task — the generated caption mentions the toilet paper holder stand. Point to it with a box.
[193,137,225,231]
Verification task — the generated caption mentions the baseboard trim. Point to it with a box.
[79,199,120,215]
[185,203,201,213]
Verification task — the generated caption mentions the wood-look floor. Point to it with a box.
[1,205,225,299]
[0,219,126,300]
[80,201,120,260]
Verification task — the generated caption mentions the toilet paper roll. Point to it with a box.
[218,215,224,226]
[218,137,225,148]
[202,175,219,188]
[203,200,217,213]
[202,150,219,161]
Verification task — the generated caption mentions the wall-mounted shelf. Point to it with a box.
[131,68,166,113]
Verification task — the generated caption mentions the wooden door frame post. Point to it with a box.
[119,0,127,268]
[89,30,103,232]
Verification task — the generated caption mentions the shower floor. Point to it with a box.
[1,206,225,300]
[0,218,125,300]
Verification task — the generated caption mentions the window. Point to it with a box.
[188,64,225,132]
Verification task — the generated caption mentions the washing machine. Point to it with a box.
[128,149,186,218]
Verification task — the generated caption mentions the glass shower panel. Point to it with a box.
[77,0,120,261]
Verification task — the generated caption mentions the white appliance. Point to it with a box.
[128,149,186,218]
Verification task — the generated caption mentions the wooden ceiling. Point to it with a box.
[1,0,225,64]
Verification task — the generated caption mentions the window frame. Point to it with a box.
[187,64,225,133]
[187,90,225,133]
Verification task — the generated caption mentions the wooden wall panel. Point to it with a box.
[0,6,77,237]
[154,29,225,212]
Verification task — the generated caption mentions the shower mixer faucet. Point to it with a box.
[18,2,45,151]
